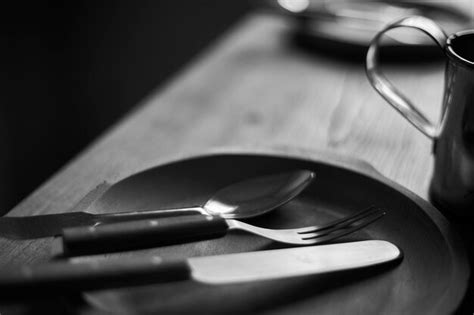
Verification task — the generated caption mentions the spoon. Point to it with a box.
[0,170,315,239]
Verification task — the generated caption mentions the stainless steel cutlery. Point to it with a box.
[0,170,393,295]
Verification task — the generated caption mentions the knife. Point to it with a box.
[0,240,401,297]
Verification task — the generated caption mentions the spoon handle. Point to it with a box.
[54,215,228,257]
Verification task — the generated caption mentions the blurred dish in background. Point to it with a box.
[261,0,472,60]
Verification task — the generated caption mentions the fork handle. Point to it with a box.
[55,216,229,257]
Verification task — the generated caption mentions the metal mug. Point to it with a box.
[366,16,474,217]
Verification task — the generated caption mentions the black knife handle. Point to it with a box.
[0,256,190,299]
[57,215,229,257]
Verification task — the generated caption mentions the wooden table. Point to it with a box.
[1,13,472,313]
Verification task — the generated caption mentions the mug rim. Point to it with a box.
[446,30,474,68]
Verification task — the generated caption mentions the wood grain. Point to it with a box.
[0,12,470,313]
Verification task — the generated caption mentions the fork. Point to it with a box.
[56,206,385,257]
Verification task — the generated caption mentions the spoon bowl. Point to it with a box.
[203,170,315,218]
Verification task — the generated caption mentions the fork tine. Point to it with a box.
[297,205,380,234]
[299,209,384,239]
[302,210,386,243]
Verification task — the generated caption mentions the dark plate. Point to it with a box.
[79,148,468,314]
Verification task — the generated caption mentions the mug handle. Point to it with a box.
[366,16,448,139]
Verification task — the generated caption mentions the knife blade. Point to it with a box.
[0,240,401,297]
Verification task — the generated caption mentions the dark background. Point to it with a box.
[0,1,251,213]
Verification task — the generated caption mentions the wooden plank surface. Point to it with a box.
[1,12,469,312]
